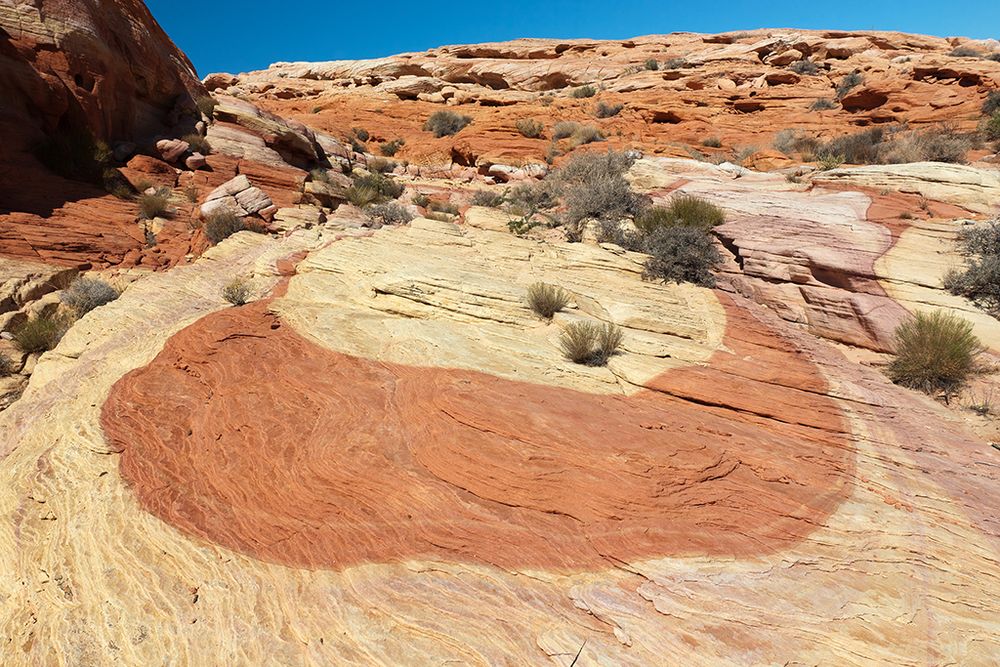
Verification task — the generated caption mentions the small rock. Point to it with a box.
[185,153,207,170]
[156,138,190,163]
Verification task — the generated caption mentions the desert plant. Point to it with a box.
[773,128,821,156]
[569,124,606,147]
[412,192,431,208]
[34,131,110,183]
[983,92,1000,117]
[367,156,397,173]
[810,98,837,111]
[471,190,504,207]
[950,46,982,58]
[505,179,561,234]
[570,85,597,99]
[12,313,71,354]
[701,136,722,148]
[552,121,581,140]
[944,222,1000,314]
[881,125,972,164]
[195,95,218,118]
[822,127,885,164]
[640,225,721,286]
[887,311,984,401]
[664,58,687,69]
[353,172,404,200]
[526,282,570,319]
[559,321,624,366]
[789,59,819,75]
[183,185,200,203]
[203,210,247,244]
[644,59,660,71]
[595,101,624,118]
[636,194,725,232]
[424,111,472,137]
[137,188,171,220]
[553,150,644,238]
[985,111,1000,142]
[61,277,119,315]
[428,200,459,215]
[817,153,845,170]
[351,128,370,142]
[365,202,414,226]
[379,138,405,156]
[221,276,252,306]
[0,352,14,377]
[182,133,210,155]
[835,72,864,99]
[346,184,381,208]
[516,119,544,138]
[987,53,1000,63]
[732,145,759,166]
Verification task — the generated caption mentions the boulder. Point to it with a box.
[156,139,190,163]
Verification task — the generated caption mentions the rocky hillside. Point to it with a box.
[2,5,1000,665]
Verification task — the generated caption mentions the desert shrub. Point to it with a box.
[203,210,247,244]
[310,168,333,183]
[182,133,210,155]
[569,124,606,147]
[822,127,885,164]
[644,59,659,71]
[701,136,722,148]
[424,211,452,222]
[944,222,1000,313]
[732,145,758,166]
[196,95,218,118]
[221,276,252,306]
[137,188,171,219]
[351,128,370,142]
[835,72,864,99]
[0,352,14,377]
[817,153,845,170]
[635,195,725,233]
[559,321,624,366]
[61,277,119,315]
[505,179,561,234]
[570,85,597,99]
[516,118,544,138]
[471,190,504,207]
[773,129,821,156]
[353,172,404,200]
[365,202,414,226]
[367,156,397,173]
[595,101,624,118]
[987,54,1000,63]
[985,111,1000,141]
[552,121,581,140]
[34,131,110,183]
[950,46,982,58]
[640,225,721,286]
[526,282,570,319]
[424,111,472,137]
[428,200,459,215]
[887,311,983,401]
[663,58,687,69]
[346,184,380,208]
[380,138,405,156]
[554,150,644,237]
[12,314,71,354]
[984,92,1000,117]
[412,192,430,208]
[789,59,819,75]
[810,98,837,111]
[881,125,972,164]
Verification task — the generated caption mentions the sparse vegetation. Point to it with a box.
[471,190,504,207]
[816,125,973,165]
[346,184,381,208]
[61,277,119,315]
[985,92,1000,117]
[424,110,472,137]
[811,98,837,111]
[949,46,982,58]
[552,121,581,140]
[196,95,218,118]
[701,137,722,148]
[516,118,544,138]
[663,58,687,69]
[182,133,210,155]
[427,200,459,215]
[945,221,1000,315]
[221,276,252,306]
[569,124,605,147]
[595,101,624,118]
[639,225,722,286]
[34,131,111,183]
[366,156,397,173]
[773,128,821,157]
[505,179,560,235]
[789,59,819,75]
[634,195,725,233]
[559,321,624,366]
[365,202,414,226]
[817,153,845,170]
[553,150,645,240]
[412,192,430,208]
[570,85,597,99]
[137,188,171,219]
[380,138,405,156]
[985,111,1000,142]
[0,352,14,377]
[203,210,247,244]
[353,172,404,200]
[835,72,864,99]
[644,59,659,71]
[887,311,984,402]
[12,313,71,354]
[526,282,570,319]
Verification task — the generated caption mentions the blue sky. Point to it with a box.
[147,0,1000,76]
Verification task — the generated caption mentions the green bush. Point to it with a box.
[471,190,504,207]
[644,59,659,71]
[570,85,597,99]
[196,95,218,118]
[424,111,472,137]
[137,188,171,219]
[222,276,252,306]
[817,153,845,170]
[527,282,570,319]
[944,222,1000,314]
[595,101,624,118]
[380,138,405,156]
[985,111,1000,141]
[887,311,983,401]
[818,125,972,165]
[203,210,247,244]
[635,195,725,233]
[663,58,687,69]
[346,184,380,208]
[182,133,210,155]
[13,314,71,354]
[427,200,459,215]
[516,118,544,138]
[367,156,397,173]
[559,321,624,366]
[354,172,404,200]
[640,225,721,286]
[61,277,119,315]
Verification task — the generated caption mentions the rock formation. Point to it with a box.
[1,8,1000,665]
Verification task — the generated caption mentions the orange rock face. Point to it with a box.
[224,31,1000,169]
[102,294,852,571]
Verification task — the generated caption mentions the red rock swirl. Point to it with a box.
[101,295,853,571]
